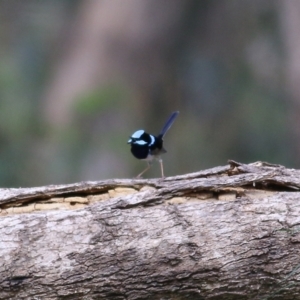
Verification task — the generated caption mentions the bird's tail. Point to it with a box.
[157,111,179,139]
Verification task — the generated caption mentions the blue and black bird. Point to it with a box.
[127,111,179,178]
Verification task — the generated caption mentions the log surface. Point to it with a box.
[1,161,300,299]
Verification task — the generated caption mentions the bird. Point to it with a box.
[127,111,179,178]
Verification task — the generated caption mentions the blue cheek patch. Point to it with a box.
[134,140,148,145]
[131,130,144,139]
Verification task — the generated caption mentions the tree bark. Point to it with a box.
[1,161,300,299]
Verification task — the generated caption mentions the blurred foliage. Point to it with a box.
[74,85,126,116]
[0,1,295,186]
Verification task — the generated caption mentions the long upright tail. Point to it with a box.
[157,111,179,139]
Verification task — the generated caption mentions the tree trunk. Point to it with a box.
[1,161,300,299]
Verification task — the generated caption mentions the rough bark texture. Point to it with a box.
[1,161,300,299]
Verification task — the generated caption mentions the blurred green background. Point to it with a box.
[0,0,298,187]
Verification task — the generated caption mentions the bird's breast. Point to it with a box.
[130,144,149,159]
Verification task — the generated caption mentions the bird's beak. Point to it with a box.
[127,138,132,144]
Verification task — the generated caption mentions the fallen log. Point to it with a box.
[1,161,300,300]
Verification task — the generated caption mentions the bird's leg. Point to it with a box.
[158,158,165,178]
[136,162,152,178]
